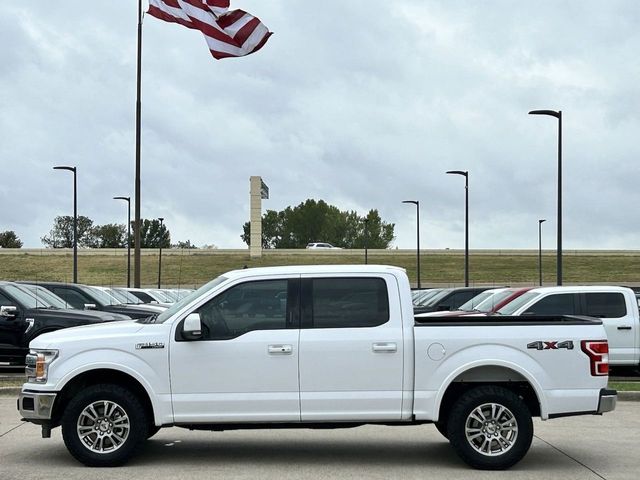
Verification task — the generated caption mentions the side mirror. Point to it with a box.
[84,303,97,310]
[0,306,18,319]
[182,313,203,340]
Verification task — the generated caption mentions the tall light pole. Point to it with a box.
[364,217,369,265]
[53,166,78,283]
[446,170,469,286]
[157,217,164,289]
[538,219,546,286]
[529,109,562,285]
[113,196,131,288]
[134,0,143,288]
[402,200,420,288]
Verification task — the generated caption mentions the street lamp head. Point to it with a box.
[158,217,164,223]
[113,196,130,202]
[539,219,547,224]
[528,109,561,119]
[53,165,76,173]
[402,200,418,206]
[446,170,468,177]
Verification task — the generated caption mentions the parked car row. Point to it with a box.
[0,280,194,364]
[414,284,640,368]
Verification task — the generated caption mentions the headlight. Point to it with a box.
[25,349,58,384]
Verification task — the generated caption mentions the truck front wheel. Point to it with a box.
[446,385,533,470]
[61,384,148,467]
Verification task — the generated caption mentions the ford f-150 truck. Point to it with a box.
[18,266,616,470]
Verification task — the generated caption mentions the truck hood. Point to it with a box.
[27,308,129,323]
[30,320,145,350]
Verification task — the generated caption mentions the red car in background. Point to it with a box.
[416,287,535,317]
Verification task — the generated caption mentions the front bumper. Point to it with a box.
[597,388,617,414]
[17,390,57,421]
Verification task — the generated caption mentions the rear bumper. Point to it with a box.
[597,388,617,414]
[17,390,57,421]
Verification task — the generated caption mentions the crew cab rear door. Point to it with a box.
[298,273,404,421]
[580,291,638,365]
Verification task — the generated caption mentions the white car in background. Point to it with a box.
[306,242,341,249]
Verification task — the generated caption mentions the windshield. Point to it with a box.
[160,290,179,301]
[17,284,70,309]
[496,291,541,315]
[148,289,172,302]
[413,289,441,306]
[458,290,501,312]
[3,284,41,309]
[422,289,453,307]
[82,286,121,306]
[153,276,228,324]
[113,288,144,304]
[473,289,517,313]
[105,288,134,304]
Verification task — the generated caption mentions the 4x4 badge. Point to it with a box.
[527,340,574,350]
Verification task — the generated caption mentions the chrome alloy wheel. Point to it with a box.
[76,400,130,454]
[464,402,518,456]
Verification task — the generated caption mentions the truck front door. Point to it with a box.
[170,277,301,423]
[298,274,404,421]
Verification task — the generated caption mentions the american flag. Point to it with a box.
[147,0,272,60]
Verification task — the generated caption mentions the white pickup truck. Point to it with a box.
[18,265,616,470]
[495,285,640,367]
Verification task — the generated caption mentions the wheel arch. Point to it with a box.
[436,363,544,424]
[51,368,156,428]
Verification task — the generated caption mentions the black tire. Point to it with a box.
[61,384,148,467]
[446,385,533,470]
[434,420,448,439]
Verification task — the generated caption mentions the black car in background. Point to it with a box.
[0,282,129,364]
[19,281,165,320]
[413,287,497,314]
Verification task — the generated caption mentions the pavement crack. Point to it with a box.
[0,421,26,439]
[535,434,607,480]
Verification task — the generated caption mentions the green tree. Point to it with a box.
[133,219,171,248]
[41,216,95,248]
[241,199,395,249]
[92,223,127,248]
[0,230,23,248]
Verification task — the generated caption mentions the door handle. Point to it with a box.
[372,342,397,353]
[617,326,632,330]
[268,344,293,355]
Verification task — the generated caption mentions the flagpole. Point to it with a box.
[134,0,143,288]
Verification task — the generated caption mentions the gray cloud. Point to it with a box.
[1,1,639,251]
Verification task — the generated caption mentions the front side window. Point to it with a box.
[584,293,627,318]
[307,277,389,328]
[196,280,289,340]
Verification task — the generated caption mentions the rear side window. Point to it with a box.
[584,293,627,318]
[523,293,577,315]
[307,277,389,328]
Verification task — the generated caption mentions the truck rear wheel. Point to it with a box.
[446,385,533,470]
[61,384,148,467]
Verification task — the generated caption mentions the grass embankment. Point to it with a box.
[2,250,640,287]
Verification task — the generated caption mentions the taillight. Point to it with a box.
[581,340,609,376]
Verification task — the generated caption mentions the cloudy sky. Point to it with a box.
[1,1,639,250]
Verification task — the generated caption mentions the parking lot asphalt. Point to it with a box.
[1,398,638,480]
